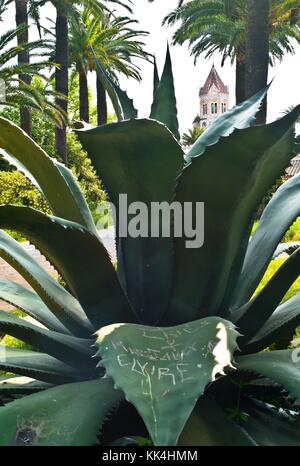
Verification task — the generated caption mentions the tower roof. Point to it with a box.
[200,64,229,96]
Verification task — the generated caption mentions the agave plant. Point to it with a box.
[0,49,299,446]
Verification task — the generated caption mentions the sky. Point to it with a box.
[3,0,300,133]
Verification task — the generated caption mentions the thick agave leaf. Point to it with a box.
[0,278,69,334]
[114,86,138,120]
[153,56,159,99]
[273,242,299,259]
[232,173,300,308]
[0,310,95,371]
[0,376,52,395]
[150,45,180,140]
[109,437,140,446]
[0,346,87,384]
[95,317,239,445]
[231,248,300,344]
[242,378,284,399]
[178,395,256,446]
[0,117,96,234]
[167,107,300,324]
[245,293,300,353]
[185,83,271,162]
[0,378,123,446]
[93,52,137,120]
[77,119,183,324]
[237,350,300,402]
[93,52,124,122]
[0,206,136,329]
[240,399,300,446]
[0,230,93,337]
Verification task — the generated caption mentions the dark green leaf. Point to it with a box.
[0,378,123,446]
[93,51,124,121]
[113,83,138,120]
[166,107,300,324]
[0,116,96,233]
[153,56,159,99]
[0,206,136,329]
[178,395,256,446]
[240,399,300,446]
[273,243,299,259]
[0,230,93,337]
[150,45,180,140]
[231,248,300,344]
[0,346,87,384]
[0,278,69,334]
[237,350,300,401]
[96,317,239,445]
[77,119,184,324]
[109,436,140,446]
[232,173,300,307]
[0,310,95,371]
[244,293,300,353]
[92,50,137,120]
[0,376,52,395]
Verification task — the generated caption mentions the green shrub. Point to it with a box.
[0,171,49,241]
[1,335,33,351]
[0,171,49,213]
[283,217,300,242]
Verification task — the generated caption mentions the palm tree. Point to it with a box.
[245,0,270,124]
[181,126,205,146]
[69,8,101,123]
[53,1,69,164]
[0,24,65,126]
[163,0,300,105]
[15,0,32,134]
[1,0,43,135]
[69,10,149,125]
[11,0,65,136]
[26,0,132,163]
[55,0,134,162]
[13,0,62,134]
[69,9,92,123]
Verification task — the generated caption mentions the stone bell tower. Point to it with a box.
[193,64,230,129]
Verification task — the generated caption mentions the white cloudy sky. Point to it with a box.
[3,0,300,133]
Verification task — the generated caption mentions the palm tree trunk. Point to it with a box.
[15,0,32,136]
[79,68,89,123]
[235,47,246,105]
[245,0,270,124]
[96,75,107,125]
[290,9,299,25]
[55,7,68,165]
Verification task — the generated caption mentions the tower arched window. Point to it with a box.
[211,103,217,114]
[203,104,207,115]
[222,103,227,113]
